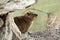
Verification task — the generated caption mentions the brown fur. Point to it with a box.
[14,11,38,33]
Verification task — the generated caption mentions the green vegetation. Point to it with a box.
[13,0,60,32]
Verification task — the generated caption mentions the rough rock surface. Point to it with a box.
[0,0,36,40]
[0,0,36,14]
[21,26,60,40]
[0,0,60,40]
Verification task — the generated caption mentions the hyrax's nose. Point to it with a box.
[34,14,38,16]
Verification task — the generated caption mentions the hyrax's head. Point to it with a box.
[24,11,38,19]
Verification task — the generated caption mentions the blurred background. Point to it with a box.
[13,0,60,32]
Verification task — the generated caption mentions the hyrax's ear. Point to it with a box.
[26,11,31,15]
[27,12,30,15]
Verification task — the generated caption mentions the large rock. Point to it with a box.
[0,0,36,14]
[21,26,60,40]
